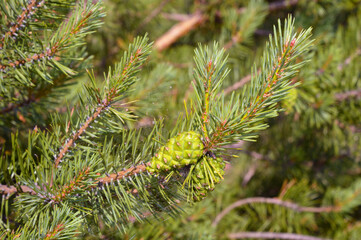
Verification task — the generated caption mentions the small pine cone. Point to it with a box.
[192,156,226,202]
[147,131,204,173]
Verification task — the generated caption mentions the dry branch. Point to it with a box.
[335,89,361,101]
[154,12,206,51]
[222,74,252,95]
[228,232,330,240]
[137,0,171,31]
[0,184,35,196]
[212,197,339,227]
[154,0,300,51]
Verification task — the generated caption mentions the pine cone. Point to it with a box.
[192,156,226,202]
[147,131,204,173]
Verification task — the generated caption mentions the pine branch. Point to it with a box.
[53,36,152,168]
[0,2,101,73]
[99,164,146,185]
[0,73,68,115]
[228,232,330,240]
[6,206,83,239]
[191,42,230,142]
[0,0,103,88]
[203,16,313,149]
[0,0,45,49]
[54,104,103,167]
[212,197,339,227]
[154,12,206,52]
[0,164,148,196]
[224,1,267,50]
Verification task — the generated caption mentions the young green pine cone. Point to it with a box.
[192,156,226,202]
[147,131,204,173]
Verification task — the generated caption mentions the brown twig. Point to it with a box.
[0,2,94,73]
[222,74,252,95]
[237,0,299,14]
[98,164,146,185]
[0,0,44,50]
[228,232,330,240]
[265,0,299,12]
[212,197,339,227]
[337,48,361,71]
[137,0,171,31]
[54,46,144,168]
[335,89,361,101]
[0,73,70,115]
[154,12,206,51]
[161,13,191,21]
[0,98,35,115]
[240,150,270,161]
[242,163,257,186]
[54,104,103,167]
[0,164,148,196]
[154,0,300,51]
[0,184,35,196]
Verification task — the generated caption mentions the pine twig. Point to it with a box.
[212,197,339,227]
[261,0,299,12]
[161,13,191,22]
[137,0,171,31]
[98,164,146,185]
[228,232,330,240]
[54,104,104,168]
[242,164,257,186]
[337,48,361,71]
[154,0,300,51]
[0,74,68,115]
[335,89,361,101]
[222,74,252,95]
[0,0,44,49]
[154,12,206,51]
[44,224,65,240]
[0,184,35,195]
[0,164,148,196]
[54,46,146,168]
[0,98,35,115]
[0,2,99,73]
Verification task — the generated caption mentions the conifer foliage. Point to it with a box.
[0,0,360,239]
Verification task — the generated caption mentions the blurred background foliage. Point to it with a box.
[76,0,361,239]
